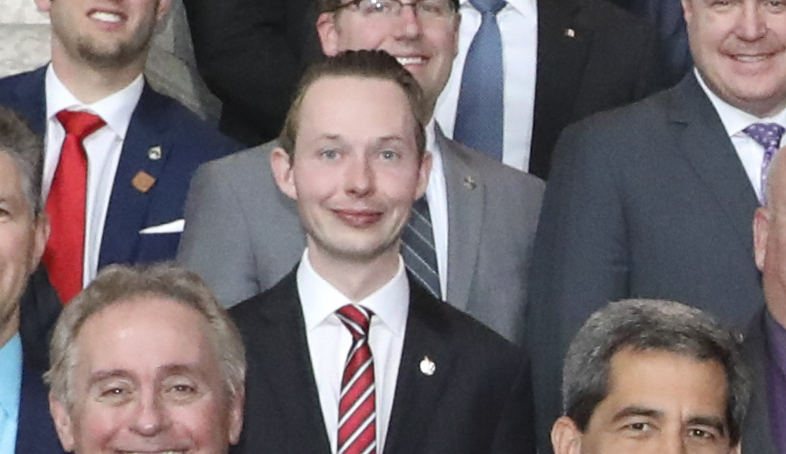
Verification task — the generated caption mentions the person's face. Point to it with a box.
[551,348,738,454]
[683,0,786,117]
[271,75,431,268]
[49,297,243,454]
[35,0,171,69]
[0,151,48,348]
[755,151,786,324]
[316,2,459,115]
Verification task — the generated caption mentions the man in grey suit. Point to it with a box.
[528,0,786,451]
[177,0,545,345]
[744,146,786,454]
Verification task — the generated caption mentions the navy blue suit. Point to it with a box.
[0,67,241,267]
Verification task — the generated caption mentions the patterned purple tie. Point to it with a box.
[744,122,785,204]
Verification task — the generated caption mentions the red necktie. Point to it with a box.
[336,304,376,454]
[43,110,105,304]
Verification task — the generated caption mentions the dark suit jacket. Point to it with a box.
[0,67,241,268]
[228,270,536,454]
[183,0,322,145]
[741,309,778,454]
[529,0,665,179]
[16,268,66,454]
[526,72,765,454]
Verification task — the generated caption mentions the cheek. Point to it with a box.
[71,405,125,450]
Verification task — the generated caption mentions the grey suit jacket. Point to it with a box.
[177,129,544,345]
[527,72,766,454]
[741,309,778,454]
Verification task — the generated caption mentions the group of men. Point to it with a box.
[2,0,786,452]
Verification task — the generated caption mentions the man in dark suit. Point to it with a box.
[178,0,544,346]
[551,299,748,454]
[0,107,64,454]
[0,0,239,303]
[229,50,534,454]
[527,0,786,450]
[744,145,786,454]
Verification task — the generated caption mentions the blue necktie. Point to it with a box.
[453,0,506,161]
[743,122,785,204]
[401,197,441,299]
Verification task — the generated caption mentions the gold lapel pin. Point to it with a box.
[463,176,477,190]
[419,356,436,376]
[148,146,163,161]
[564,28,576,38]
[132,170,156,193]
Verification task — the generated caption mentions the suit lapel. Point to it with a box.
[248,272,332,454]
[383,282,456,454]
[16,356,65,454]
[1,67,48,135]
[668,74,760,250]
[437,130,482,311]
[99,84,170,267]
[530,0,589,174]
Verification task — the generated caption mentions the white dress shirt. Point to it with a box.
[434,0,538,171]
[696,69,786,201]
[424,119,449,298]
[297,250,409,454]
[43,65,143,286]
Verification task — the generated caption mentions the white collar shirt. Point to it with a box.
[425,119,448,298]
[297,250,409,454]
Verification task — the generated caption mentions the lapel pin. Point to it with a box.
[463,176,477,190]
[148,146,162,161]
[132,170,156,193]
[564,28,576,38]
[419,356,436,376]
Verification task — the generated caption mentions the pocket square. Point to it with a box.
[139,219,185,234]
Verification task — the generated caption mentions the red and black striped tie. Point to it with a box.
[336,304,376,454]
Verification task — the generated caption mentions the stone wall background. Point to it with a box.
[0,0,221,122]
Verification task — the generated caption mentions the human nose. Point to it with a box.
[393,3,424,39]
[735,2,767,41]
[344,154,374,196]
[129,391,171,436]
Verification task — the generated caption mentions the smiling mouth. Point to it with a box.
[89,10,123,23]
[396,56,425,66]
[120,451,185,454]
[334,209,383,227]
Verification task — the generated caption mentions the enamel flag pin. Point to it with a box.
[132,171,156,193]
[419,356,436,376]
[148,146,162,161]
[463,176,476,190]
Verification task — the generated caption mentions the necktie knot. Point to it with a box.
[56,110,105,142]
[469,0,506,14]
[744,122,785,151]
[336,305,372,340]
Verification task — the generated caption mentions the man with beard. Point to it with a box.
[0,0,240,304]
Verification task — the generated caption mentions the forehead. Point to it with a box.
[74,297,218,378]
[296,76,415,139]
[589,348,729,426]
[0,151,24,196]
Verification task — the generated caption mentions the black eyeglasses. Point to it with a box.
[329,0,456,21]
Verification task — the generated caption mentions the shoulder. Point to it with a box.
[229,269,298,330]
[196,141,278,178]
[0,67,44,97]
[573,0,655,41]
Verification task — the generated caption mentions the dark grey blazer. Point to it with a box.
[526,72,766,454]
[177,129,544,345]
[228,270,535,454]
[741,309,778,454]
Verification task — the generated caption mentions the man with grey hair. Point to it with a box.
[0,106,63,454]
[46,263,245,454]
[551,299,748,454]
[747,145,786,454]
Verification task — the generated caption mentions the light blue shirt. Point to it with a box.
[0,334,22,454]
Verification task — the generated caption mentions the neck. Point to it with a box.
[50,47,145,104]
[307,245,401,302]
[0,307,20,351]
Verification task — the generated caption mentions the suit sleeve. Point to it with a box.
[177,161,261,307]
[525,121,629,454]
[182,0,320,144]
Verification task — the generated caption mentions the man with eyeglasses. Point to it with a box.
[178,0,545,349]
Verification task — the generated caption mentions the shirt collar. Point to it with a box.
[459,0,537,19]
[0,334,23,420]
[45,63,144,140]
[695,68,786,137]
[297,249,409,336]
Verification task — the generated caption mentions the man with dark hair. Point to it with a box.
[551,299,748,454]
[0,106,64,454]
[230,50,535,454]
[0,0,240,304]
[179,0,545,348]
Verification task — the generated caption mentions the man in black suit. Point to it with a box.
[527,0,786,449]
[229,50,534,454]
[745,147,786,454]
[0,107,64,454]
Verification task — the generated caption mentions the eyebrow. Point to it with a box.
[686,416,728,435]
[611,406,663,422]
[87,369,134,387]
